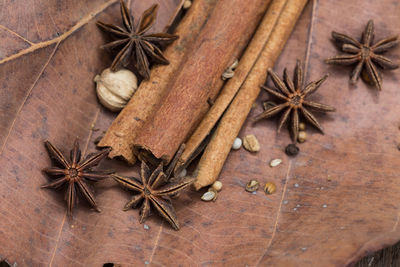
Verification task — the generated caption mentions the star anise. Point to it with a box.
[112,160,194,230]
[326,20,399,90]
[97,0,178,79]
[254,60,335,141]
[42,139,112,216]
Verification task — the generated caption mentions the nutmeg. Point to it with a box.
[94,68,138,112]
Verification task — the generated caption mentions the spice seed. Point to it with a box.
[269,159,282,167]
[245,180,259,192]
[201,190,217,201]
[232,137,242,150]
[243,134,260,152]
[211,181,223,192]
[299,122,306,131]
[285,143,299,156]
[183,0,192,9]
[298,131,307,143]
[264,182,276,194]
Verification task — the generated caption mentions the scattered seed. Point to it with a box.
[285,143,299,156]
[269,158,282,167]
[183,0,192,9]
[211,181,223,192]
[327,175,332,182]
[283,200,289,204]
[263,101,277,111]
[299,122,306,131]
[243,134,260,152]
[322,204,327,208]
[298,131,307,143]
[264,182,276,194]
[232,137,242,150]
[245,180,259,192]
[294,183,299,188]
[201,190,217,201]
[143,224,149,230]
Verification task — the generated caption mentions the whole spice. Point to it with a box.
[222,59,239,80]
[232,137,242,150]
[299,122,306,131]
[97,0,178,79]
[269,158,282,167]
[243,134,260,152]
[326,20,399,90]
[298,131,307,143]
[201,190,217,202]
[94,68,138,112]
[254,60,335,141]
[183,0,192,9]
[112,161,194,230]
[245,180,259,192]
[264,182,276,194]
[42,139,112,216]
[211,181,223,192]
[285,143,299,156]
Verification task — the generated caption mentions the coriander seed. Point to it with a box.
[264,182,276,194]
[245,180,259,192]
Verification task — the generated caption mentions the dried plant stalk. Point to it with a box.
[194,0,309,190]
[98,0,219,164]
[175,0,284,172]
[133,0,271,164]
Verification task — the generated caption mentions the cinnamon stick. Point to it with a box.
[175,0,288,172]
[133,0,271,164]
[98,0,219,164]
[194,0,309,190]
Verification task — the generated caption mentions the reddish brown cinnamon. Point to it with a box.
[133,0,270,164]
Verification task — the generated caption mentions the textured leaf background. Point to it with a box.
[0,0,399,266]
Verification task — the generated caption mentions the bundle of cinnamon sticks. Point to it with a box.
[99,0,308,189]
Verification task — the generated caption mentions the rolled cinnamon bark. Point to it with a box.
[194,0,309,190]
[175,0,288,173]
[98,0,219,164]
[133,0,271,164]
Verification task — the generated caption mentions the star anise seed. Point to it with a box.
[326,20,399,90]
[112,160,194,230]
[42,139,112,216]
[97,0,178,79]
[254,60,335,142]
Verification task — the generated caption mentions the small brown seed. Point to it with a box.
[243,134,260,152]
[299,122,306,131]
[183,0,192,9]
[201,190,217,201]
[264,182,276,195]
[285,144,299,156]
[298,131,307,143]
[245,180,259,192]
[211,181,223,192]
